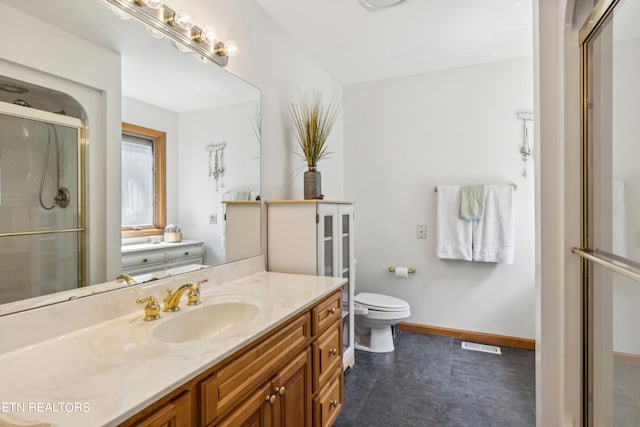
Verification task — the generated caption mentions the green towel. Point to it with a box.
[460,185,486,220]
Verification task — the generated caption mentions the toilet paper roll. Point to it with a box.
[395,267,409,278]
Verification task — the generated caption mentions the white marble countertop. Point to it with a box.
[0,269,345,426]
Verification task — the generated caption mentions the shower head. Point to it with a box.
[13,99,31,108]
[0,83,28,94]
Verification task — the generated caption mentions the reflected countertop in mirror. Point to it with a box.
[0,0,261,316]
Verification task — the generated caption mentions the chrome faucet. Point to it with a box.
[163,283,201,312]
[117,274,137,285]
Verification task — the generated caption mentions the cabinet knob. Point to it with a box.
[329,348,338,356]
[142,258,148,263]
[265,395,277,406]
[330,400,339,409]
[327,307,337,315]
[278,386,285,396]
[184,251,189,256]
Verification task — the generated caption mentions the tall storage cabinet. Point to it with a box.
[267,201,355,370]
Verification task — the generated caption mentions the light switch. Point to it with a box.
[417,225,427,239]
[209,213,217,224]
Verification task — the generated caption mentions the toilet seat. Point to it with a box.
[354,292,409,312]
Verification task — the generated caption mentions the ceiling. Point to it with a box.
[256,0,534,85]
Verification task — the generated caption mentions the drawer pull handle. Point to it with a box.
[327,307,337,315]
[184,251,189,256]
[330,400,339,409]
[142,258,148,263]
[329,348,338,356]
[265,395,277,406]
[276,386,286,396]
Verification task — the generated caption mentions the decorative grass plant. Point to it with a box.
[290,90,342,169]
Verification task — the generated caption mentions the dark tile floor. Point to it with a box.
[334,332,535,427]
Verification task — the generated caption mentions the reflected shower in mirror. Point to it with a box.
[0,0,260,314]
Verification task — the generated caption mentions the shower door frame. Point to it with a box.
[573,0,639,425]
[0,100,87,290]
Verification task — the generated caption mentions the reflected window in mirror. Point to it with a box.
[121,122,166,238]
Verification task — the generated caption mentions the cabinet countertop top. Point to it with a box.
[0,271,345,427]
[121,239,203,254]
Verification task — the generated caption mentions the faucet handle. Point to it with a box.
[187,285,201,306]
[136,296,161,321]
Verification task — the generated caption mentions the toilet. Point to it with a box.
[354,292,411,353]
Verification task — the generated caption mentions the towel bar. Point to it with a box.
[434,183,518,192]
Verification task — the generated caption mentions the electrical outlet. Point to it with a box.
[209,213,217,224]
[417,225,427,239]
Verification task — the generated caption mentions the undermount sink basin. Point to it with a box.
[152,301,261,343]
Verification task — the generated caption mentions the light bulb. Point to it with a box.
[223,40,239,57]
[200,26,217,44]
[192,25,217,44]
[174,11,193,30]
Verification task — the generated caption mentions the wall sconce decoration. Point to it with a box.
[106,0,239,67]
[516,111,534,178]
[206,142,227,191]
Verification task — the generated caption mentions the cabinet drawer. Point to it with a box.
[130,391,191,427]
[313,366,343,427]
[166,244,203,261]
[312,321,342,393]
[311,291,342,335]
[200,313,310,425]
[122,252,165,268]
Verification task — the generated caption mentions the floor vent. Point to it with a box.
[461,341,502,355]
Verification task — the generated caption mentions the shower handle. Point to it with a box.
[53,187,71,208]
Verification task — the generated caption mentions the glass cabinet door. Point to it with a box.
[338,204,355,368]
[317,205,338,277]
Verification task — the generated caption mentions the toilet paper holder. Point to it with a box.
[388,266,416,274]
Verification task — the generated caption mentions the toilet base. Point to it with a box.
[355,326,395,353]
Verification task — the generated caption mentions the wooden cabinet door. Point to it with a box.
[131,392,190,427]
[272,349,312,427]
[215,382,273,427]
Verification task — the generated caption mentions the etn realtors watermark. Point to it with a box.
[1,401,90,413]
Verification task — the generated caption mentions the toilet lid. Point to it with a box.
[354,292,409,311]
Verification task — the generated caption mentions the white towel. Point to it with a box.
[436,186,473,261]
[472,185,515,264]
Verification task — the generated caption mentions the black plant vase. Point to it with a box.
[303,166,322,199]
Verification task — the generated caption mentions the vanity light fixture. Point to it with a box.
[133,0,162,9]
[106,0,237,67]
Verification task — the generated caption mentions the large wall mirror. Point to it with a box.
[0,0,261,315]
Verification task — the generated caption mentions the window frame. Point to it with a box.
[121,122,166,238]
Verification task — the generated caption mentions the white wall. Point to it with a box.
[343,57,535,339]
[178,102,260,266]
[122,96,180,225]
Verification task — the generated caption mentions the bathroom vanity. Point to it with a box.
[121,240,205,276]
[0,256,345,426]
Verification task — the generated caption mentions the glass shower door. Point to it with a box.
[0,104,85,305]
[578,0,640,424]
